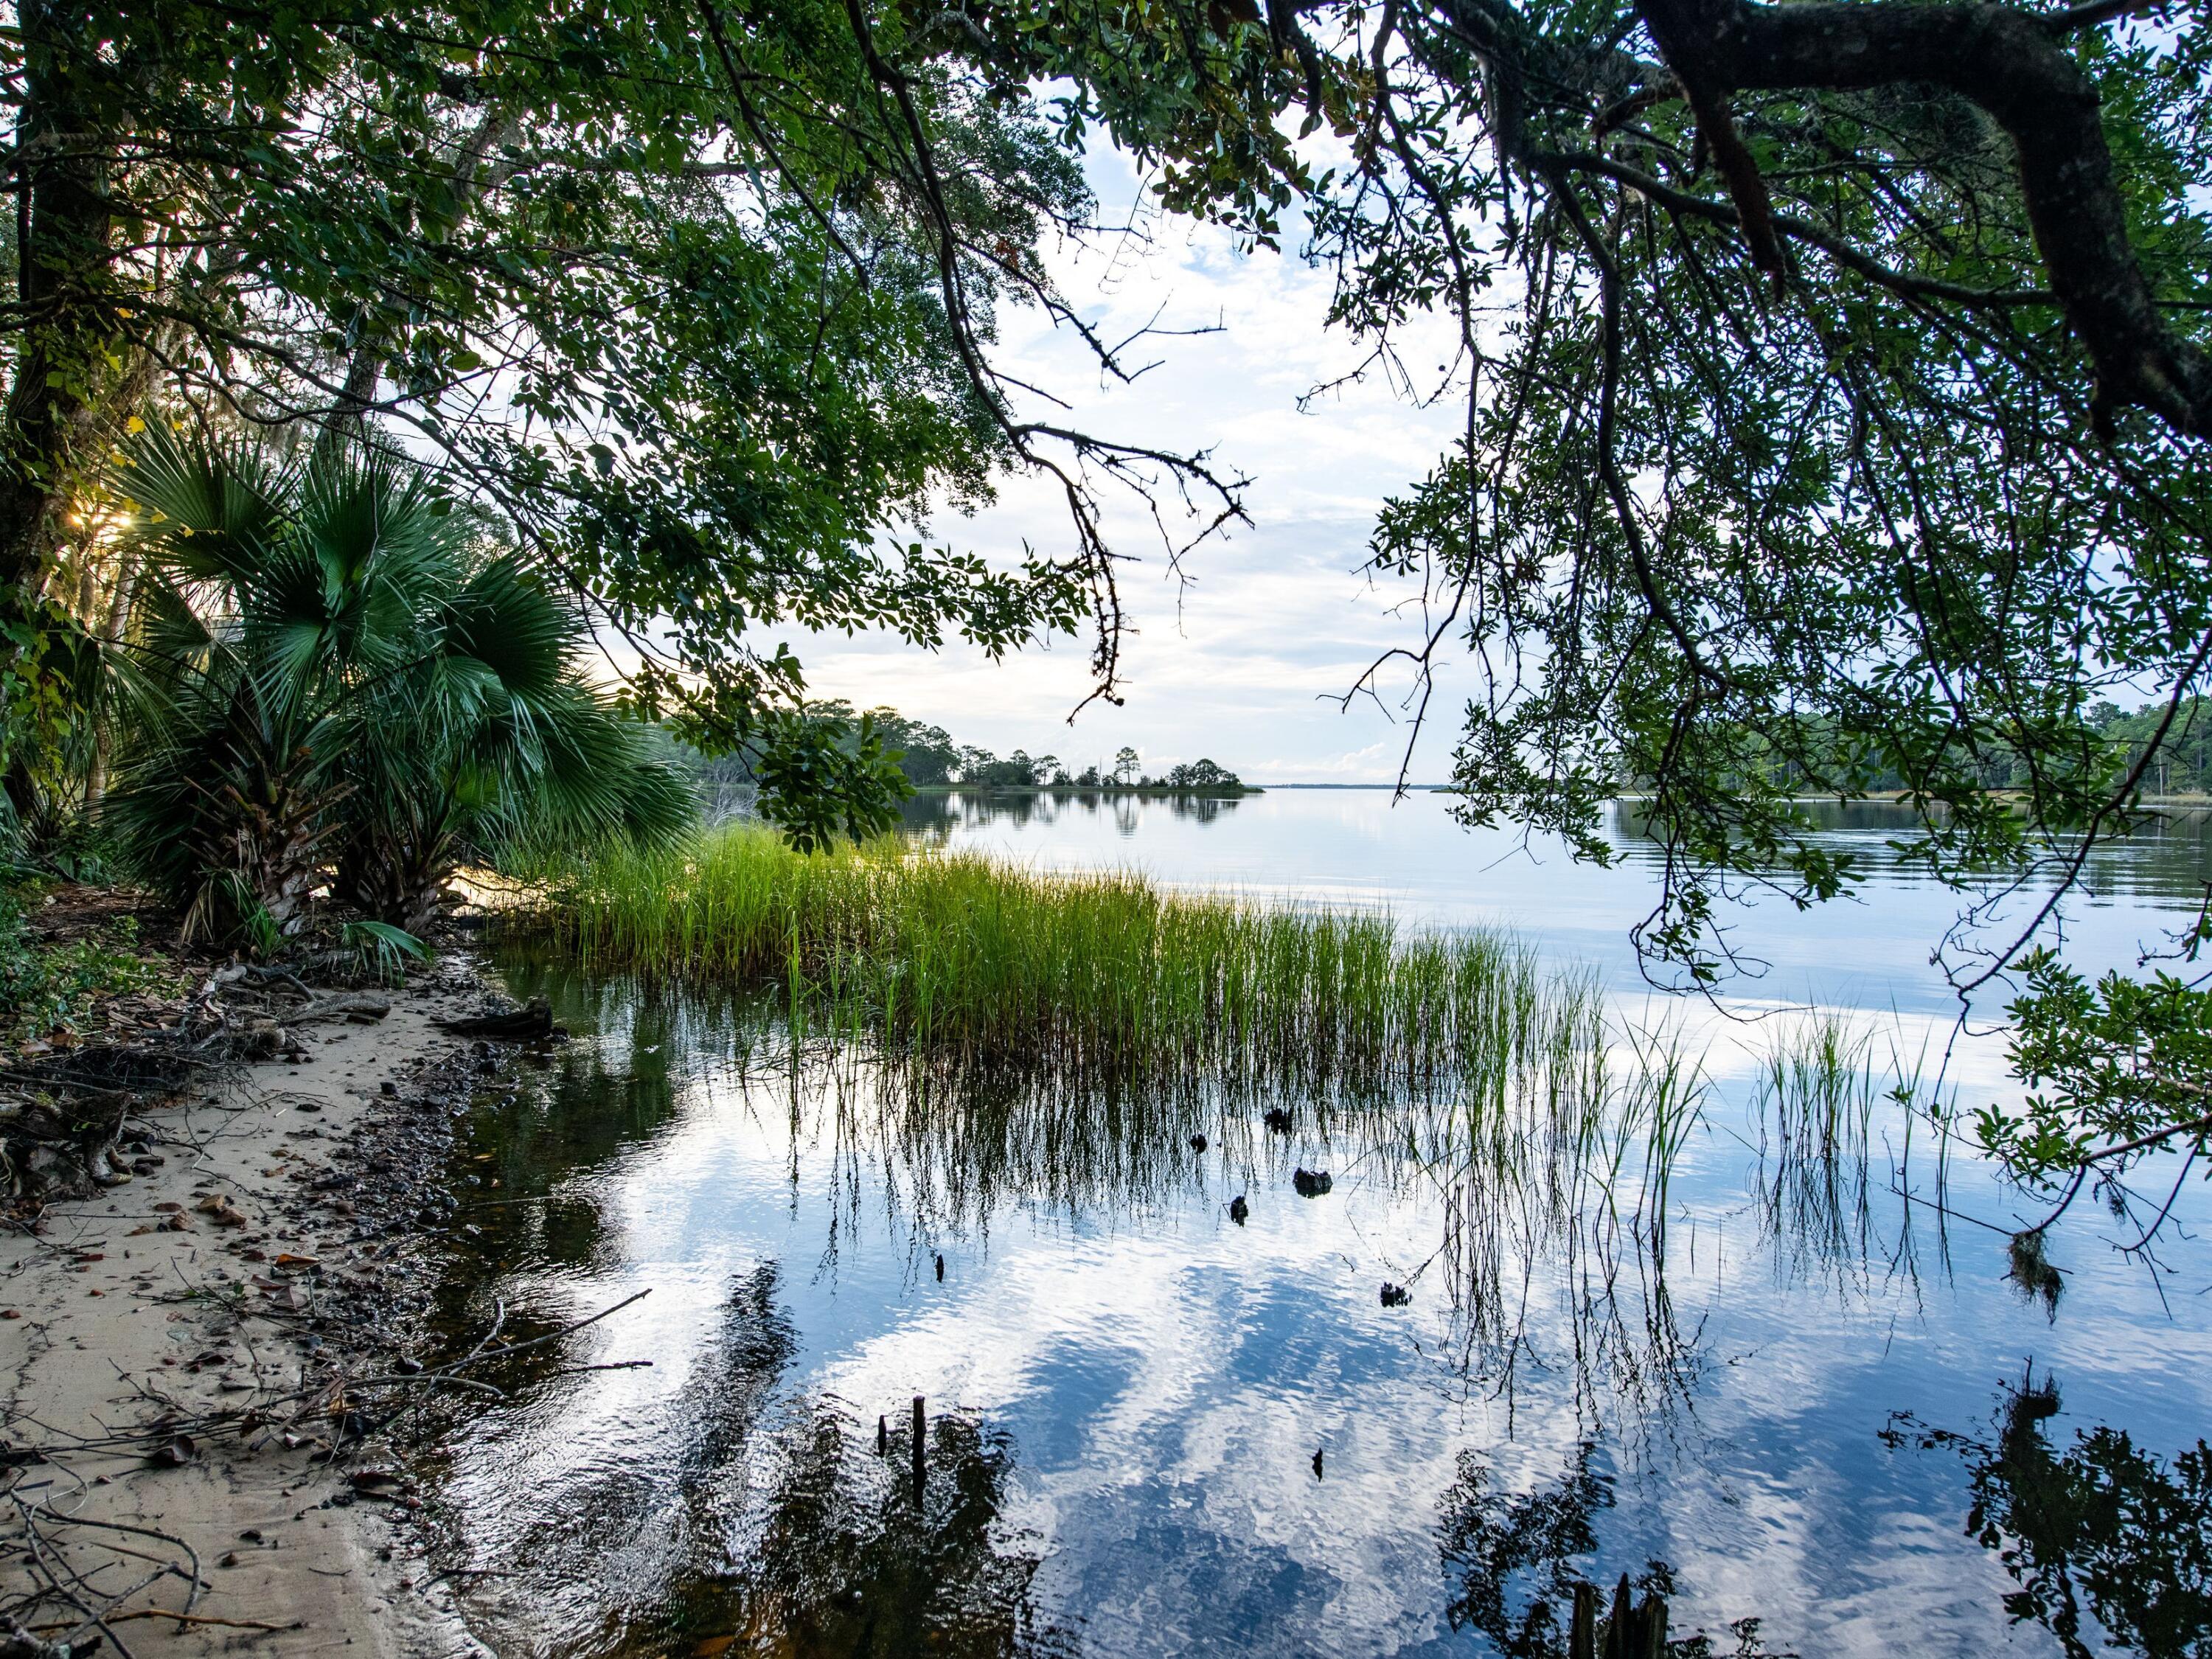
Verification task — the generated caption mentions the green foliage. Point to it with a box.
[340,919,432,980]
[956,746,1063,787]
[0,891,173,1045]
[2,0,1194,840]
[106,432,689,939]
[867,711,962,787]
[658,699,1248,801]
[1163,758,1242,790]
[2092,699,2212,798]
[751,709,914,853]
[0,597,105,864]
[1986,947,2212,1189]
[682,699,964,790]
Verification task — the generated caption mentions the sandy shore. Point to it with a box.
[1,954,509,1657]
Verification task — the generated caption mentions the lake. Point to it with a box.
[422,790,2212,1658]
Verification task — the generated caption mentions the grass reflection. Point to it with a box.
[479,958,1946,1441]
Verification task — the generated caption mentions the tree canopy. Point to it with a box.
[0,0,1239,804]
[978,0,2212,994]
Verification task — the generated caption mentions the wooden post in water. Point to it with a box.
[911,1395,926,1503]
[1571,1575,1666,1659]
[1604,1576,1633,1656]
[1569,1583,1598,1659]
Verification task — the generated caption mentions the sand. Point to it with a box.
[0,961,503,1658]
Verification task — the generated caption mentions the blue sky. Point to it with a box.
[787,145,1481,785]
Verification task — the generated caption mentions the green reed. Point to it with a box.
[1756,1011,1879,1164]
[503,824,1606,1107]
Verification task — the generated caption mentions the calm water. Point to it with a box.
[425,792,2212,1658]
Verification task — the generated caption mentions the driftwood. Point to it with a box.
[0,1091,129,1202]
[431,998,561,1042]
[288,993,392,1027]
[0,967,331,1204]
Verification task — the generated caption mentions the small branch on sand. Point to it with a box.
[113,1608,304,1632]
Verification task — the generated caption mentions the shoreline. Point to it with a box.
[0,945,520,1657]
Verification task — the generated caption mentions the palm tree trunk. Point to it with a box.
[80,545,133,808]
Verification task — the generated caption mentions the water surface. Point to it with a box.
[424,791,2212,1658]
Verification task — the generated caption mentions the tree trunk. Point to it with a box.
[335,824,459,936]
[1630,0,2212,433]
[311,110,516,470]
[1,0,117,665]
[80,543,134,807]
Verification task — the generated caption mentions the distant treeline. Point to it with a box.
[2093,699,2212,796]
[666,700,1250,795]
[1632,698,2212,800]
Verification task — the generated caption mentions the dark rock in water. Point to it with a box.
[1262,1108,1294,1135]
[1228,1194,1250,1225]
[1292,1167,1333,1197]
[1380,1282,1411,1307]
[1189,1133,1208,1154]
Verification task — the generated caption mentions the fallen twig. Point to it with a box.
[115,1607,302,1632]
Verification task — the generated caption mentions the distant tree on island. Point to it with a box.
[1163,759,1242,791]
[666,706,1248,798]
[959,749,1062,787]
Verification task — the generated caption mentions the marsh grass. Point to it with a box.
[492,903,1975,1433]
[506,824,1608,1110]
[1757,1012,1879,1164]
[1742,1009,1970,1284]
[503,826,1977,1369]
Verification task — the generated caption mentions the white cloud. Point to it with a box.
[776,144,1475,784]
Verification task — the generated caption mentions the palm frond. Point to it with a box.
[107,433,695,939]
[116,425,293,588]
[442,556,573,701]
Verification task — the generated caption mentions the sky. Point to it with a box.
[783,145,1483,786]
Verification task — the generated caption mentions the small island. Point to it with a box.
[670,700,1259,797]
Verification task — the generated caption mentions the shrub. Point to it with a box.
[105,431,690,941]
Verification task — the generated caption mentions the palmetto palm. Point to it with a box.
[107,431,688,940]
